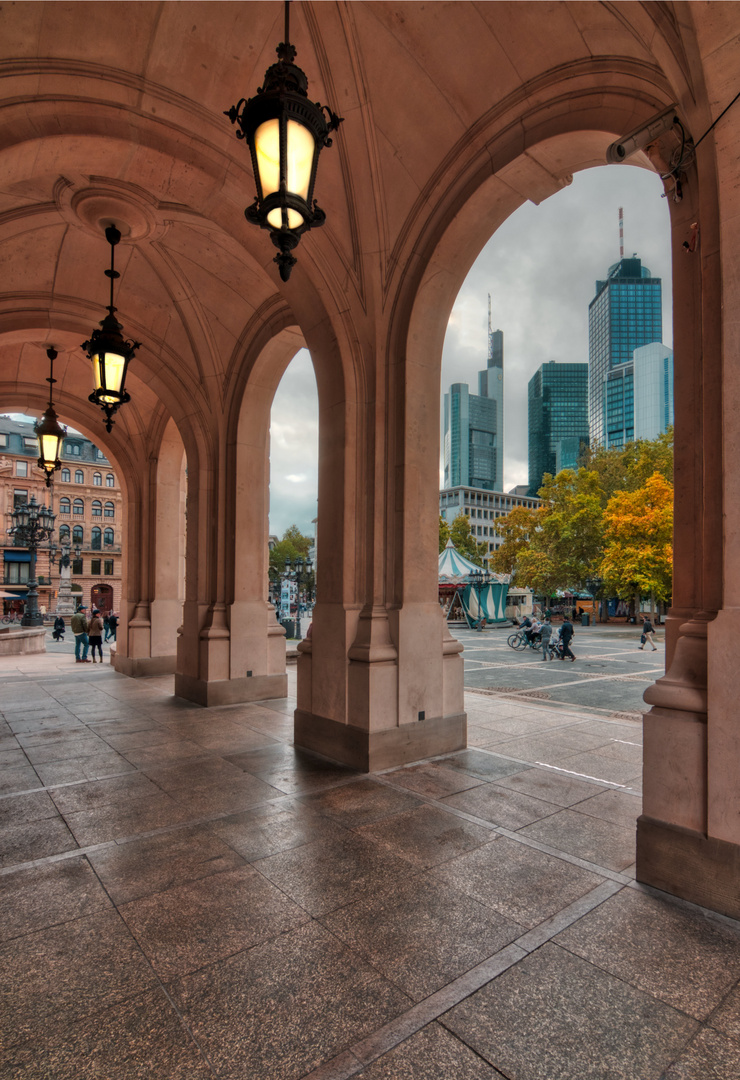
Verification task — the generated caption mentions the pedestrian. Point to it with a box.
[70,606,91,663]
[103,613,111,641]
[108,611,118,642]
[88,608,104,663]
[475,616,487,632]
[52,615,65,642]
[560,615,576,661]
[539,617,553,660]
[639,615,658,651]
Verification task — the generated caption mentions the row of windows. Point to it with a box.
[59,468,115,486]
[68,559,115,576]
[58,499,115,517]
[64,442,107,461]
[58,524,116,547]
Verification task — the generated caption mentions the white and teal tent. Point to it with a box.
[438,540,511,625]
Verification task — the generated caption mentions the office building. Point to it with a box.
[528,362,589,495]
[588,255,662,448]
[443,299,504,491]
[440,485,540,554]
[633,343,674,440]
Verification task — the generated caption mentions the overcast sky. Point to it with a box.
[269,164,672,537]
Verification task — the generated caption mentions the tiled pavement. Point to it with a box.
[1,645,740,1078]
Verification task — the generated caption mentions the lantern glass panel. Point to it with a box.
[286,120,315,200]
[255,118,281,198]
[93,351,126,402]
[39,431,62,468]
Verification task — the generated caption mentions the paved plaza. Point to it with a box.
[1,630,740,1078]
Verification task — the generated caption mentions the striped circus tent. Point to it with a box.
[438,539,481,581]
[438,540,511,624]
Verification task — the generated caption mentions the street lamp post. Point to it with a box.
[9,495,56,627]
[283,555,313,639]
[469,568,491,629]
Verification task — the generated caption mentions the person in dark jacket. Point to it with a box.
[560,616,576,661]
[639,616,658,651]
[52,615,65,641]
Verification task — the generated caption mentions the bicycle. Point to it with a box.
[507,630,542,651]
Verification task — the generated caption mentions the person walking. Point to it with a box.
[639,616,658,651]
[52,615,65,642]
[103,613,111,642]
[88,609,104,663]
[539,617,553,661]
[560,615,576,661]
[70,607,90,663]
[108,611,118,642]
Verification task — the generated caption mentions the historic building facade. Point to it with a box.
[0,418,123,615]
[0,3,738,920]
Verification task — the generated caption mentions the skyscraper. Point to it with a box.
[588,245,663,449]
[443,297,504,491]
[633,343,674,440]
[528,361,589,495]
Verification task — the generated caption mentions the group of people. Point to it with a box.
[519,614,577,662]
[58,607,118,663]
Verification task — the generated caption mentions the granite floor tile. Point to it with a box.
[23,735,110,765]
[442,942,698,1080]
[321,875,521,1000]
[709,980,740,1043]
[0,815,78,867]
[169,921,411,1080]
[554,751,642,786]
[0,788,59,827]
[0,748,28,769]
[254,832,419,916]
[383,761,486,799]
[165,773,284,816]
[0,856,112,942]
[469,713,578,736]
[354,1022,506,1078]
[441,782,560,830]
[120,863,310,978]
[49,771,163,814]
[588,739,643,765]
[436,749,534,782]
[661,1027,740,1079]
[143,756,247,793]
[94,726,176,751]
[87,823,248,904]
[8,716,86,736]
[0,764,41,795]
[63,791,193,846]
[88,716,163,737]
[519,807,635,871]
[572,719,643,742]
[186,725,279,755]
[0,909,157,1049]
[355,803,494,869]
[121,739,212,769]
[229,746,359,795]
[207,803,350,861]
[493,767,602,807]
[554,889,740,1020]
[296,779,421,828]
[431,833,605,928]
[33,750,137,785]
[572,788,642,828]
[472,734,579,765]
[0,988,214,1079]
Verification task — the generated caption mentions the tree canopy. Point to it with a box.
[269,524,313,578]
[448,513,488,565]
[600,472,673,605]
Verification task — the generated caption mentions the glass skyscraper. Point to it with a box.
[528,361,589,495]
[633,342,674,440]
[588,256,662,448]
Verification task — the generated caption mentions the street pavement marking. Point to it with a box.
[535,761,628,787]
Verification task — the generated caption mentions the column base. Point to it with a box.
[636,815,740,919]
[294,709,467,771]
[114,653,177,677]
[174,671,287,707]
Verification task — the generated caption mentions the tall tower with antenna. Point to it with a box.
[478,293,504,490]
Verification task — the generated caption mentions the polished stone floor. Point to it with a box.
[1,647,740,1078]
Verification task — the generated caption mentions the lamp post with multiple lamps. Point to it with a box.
[9,496,56,627]
[469,567,491,629]
[283,555,313,639]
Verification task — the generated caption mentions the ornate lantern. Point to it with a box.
[82,224,141,432]
[225,0,343,281]
[35,347,67,486]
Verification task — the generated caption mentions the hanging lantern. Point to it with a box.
[35,347,67,486]
[225,0,343,281]
[82,224,140,432]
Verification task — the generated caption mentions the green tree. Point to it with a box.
[600,472,673,616]
[269,524,313,579]
[439,515,450,553]
[488,505,537,577]
[449,513,488,565]
[580,427,673,504]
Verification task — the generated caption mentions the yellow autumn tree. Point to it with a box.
[600,472,673,615]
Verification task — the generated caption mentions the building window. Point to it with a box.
[75,470,84,484]
[73,499,84,516]
[59,497,70,515]
[92,500,102,517]
[91,559,101,576]
[104,560,114,576]
[23,436,37,450]
[59,524,70,542]
[66,442,81,456]
[103,528,114,546]
[13,489,28,508]
[72,559,83,575]
[0,434,6,447]
[5,560,30,584]
[72,525,83,545]
[61,468,71,483]
[91,527,102,550]
[105,473,114,487]
[93,472,102,486]
[16,460,27,477]
[104,502,115,518]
